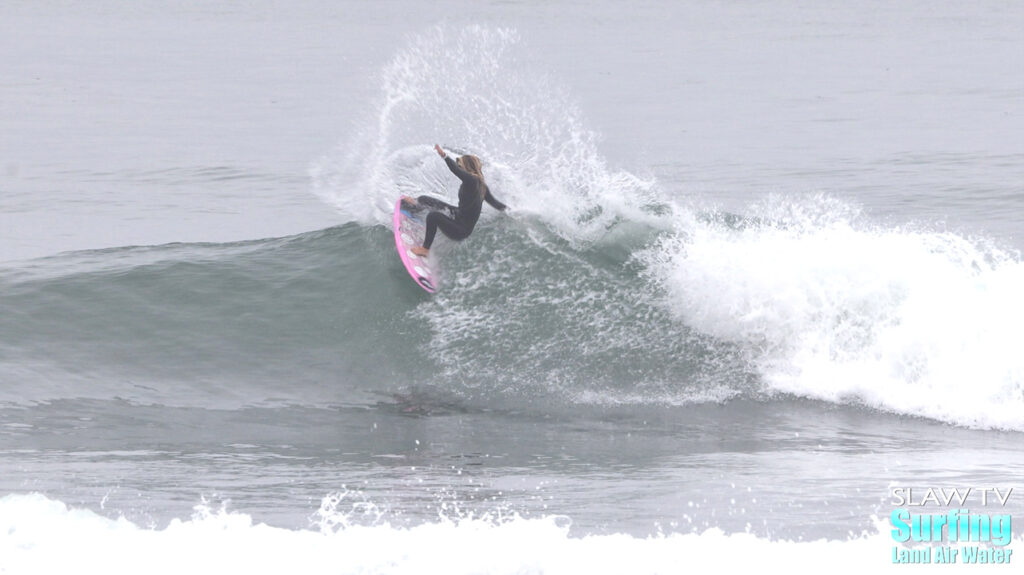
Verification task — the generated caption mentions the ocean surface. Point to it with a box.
[2,1,1023,573]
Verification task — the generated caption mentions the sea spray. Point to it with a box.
[310,24,666,245]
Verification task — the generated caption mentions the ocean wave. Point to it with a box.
[2,190,1022,430]
[2,23,1021,430]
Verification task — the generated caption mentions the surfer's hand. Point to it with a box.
[434,144,446,158]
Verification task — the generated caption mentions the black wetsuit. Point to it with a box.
[419,156,506,249]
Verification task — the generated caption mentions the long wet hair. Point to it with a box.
[457,154,486,192]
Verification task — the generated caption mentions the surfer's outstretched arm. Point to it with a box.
[434,143,507,212]
[444,156,474,183]
[436,144,474,182]
[484,188,507,211]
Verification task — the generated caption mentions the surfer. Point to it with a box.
[407,144,506,257]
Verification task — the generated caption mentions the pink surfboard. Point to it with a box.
[393,198,439,293]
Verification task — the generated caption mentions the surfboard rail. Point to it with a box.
[393,198,438,293]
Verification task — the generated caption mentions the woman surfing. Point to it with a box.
[405,144,507,257]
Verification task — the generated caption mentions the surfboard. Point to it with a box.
[393,197,439,293]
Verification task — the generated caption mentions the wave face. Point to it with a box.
[3,25,1022,431]
[0,219,749,411]
[0,226,423,408]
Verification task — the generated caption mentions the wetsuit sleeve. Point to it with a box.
[484,187,507,211]
[444,156,474,183]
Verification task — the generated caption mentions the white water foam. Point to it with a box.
[644,194,1024,430]
[8,493,1015,575]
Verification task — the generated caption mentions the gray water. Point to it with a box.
[2,1,1023,570]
